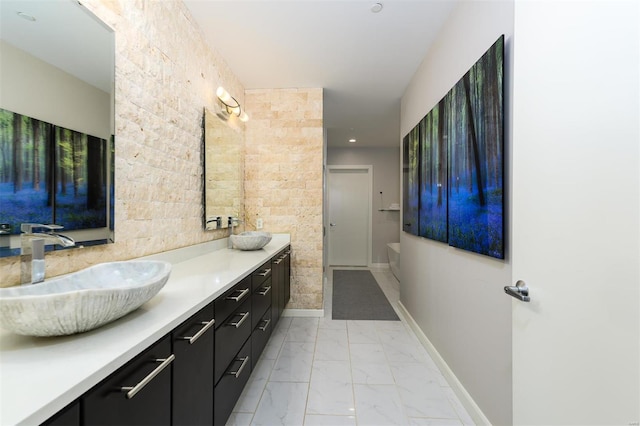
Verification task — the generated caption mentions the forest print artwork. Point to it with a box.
[447,36,503,258]
[0,109,108,234]
[402,35,504,259]
[402,125,420,237]
[419,105,447,242]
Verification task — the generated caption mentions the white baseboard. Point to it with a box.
[282,308,325,318]
[397,301,491,426]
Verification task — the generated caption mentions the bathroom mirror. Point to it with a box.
[203,108,244,230]
[0,0,115,257]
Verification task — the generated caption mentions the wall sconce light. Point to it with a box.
[216,86,249,122]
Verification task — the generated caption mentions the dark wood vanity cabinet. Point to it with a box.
[42,245,292,426]
[251,309,272,370]
[214,277,252,386]
[271,246,292,327]
[271,252,284,326]
[215,276,251,331]
[172,302,215,426]
[82,335,173,426]
[251,261,272,330]
[283,247,291,306]
[213,337,252,426]
[251,261,273,370]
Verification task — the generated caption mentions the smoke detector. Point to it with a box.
[371,2,383,13]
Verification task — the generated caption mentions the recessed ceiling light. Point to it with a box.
[349,138,357,143]
[17,11,36,22]
[371,2,383,13]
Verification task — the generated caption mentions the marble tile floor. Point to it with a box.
[227,266,475,426]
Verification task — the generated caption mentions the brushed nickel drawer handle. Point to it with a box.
[227,356,250,378]
[273,258,283,265]
[226,311,249,328]
[257,268,271,277]
[258,318,271,332]
[121,354,175,399]
[180,319,215,344]
[257,285,271,296]
[226,287,249,302]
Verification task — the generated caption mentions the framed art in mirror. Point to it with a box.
[0,0,115,257]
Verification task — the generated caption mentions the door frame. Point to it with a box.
[325,165,373,267]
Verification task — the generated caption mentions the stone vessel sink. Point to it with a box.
[0,260,172,337]
[230,231,272,251]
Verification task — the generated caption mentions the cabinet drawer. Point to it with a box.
[215,276,251,329]
[214,298,251,384]
[83,335,173,426]
[251,261,272,291]
[172,302,215,426]
[252,309,272,369]
[251,277,272,329]
[213,338,252,426]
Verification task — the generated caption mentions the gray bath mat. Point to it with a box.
[332,270,399,321]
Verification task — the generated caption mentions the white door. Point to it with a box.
[327,166,371,266]
[511,2,639,424]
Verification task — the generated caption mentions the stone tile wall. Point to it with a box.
[0,0,245,286]
[244,89,324,310]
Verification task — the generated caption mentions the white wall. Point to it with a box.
[400,2,514,425]
[327,147,400,264]
[0,41,111,139]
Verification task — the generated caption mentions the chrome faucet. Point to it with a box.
[228,216,242,248]
[21,224,75,285]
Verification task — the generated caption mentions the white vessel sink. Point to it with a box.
[230,231,272,250]
[0,260,172,337]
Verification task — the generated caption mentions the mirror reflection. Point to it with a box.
[0,0,115,257]
[203,108,244,230]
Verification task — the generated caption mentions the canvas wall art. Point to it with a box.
[402,124,420,237]
[419,105,448,242]
[0,108,108,234]
[402,35,504,259]
[447,36,504,258]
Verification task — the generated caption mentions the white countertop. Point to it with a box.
[0,234,290,426]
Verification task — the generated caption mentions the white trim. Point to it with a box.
[370,262,389,269]
[282,308,325,318]
[326,165,374,267]
[397,301,491,426]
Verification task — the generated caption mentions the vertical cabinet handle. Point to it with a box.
[226,311,249,328]
[179,319,215,344]
[226,356,250,378]
[121,354,175,399]
[226,287,249,302]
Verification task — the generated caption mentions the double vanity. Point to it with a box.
[0,234,291,426]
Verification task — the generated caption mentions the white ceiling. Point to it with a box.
[0,0,114,93]
[183,0,458,148]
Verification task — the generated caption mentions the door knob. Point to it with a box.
[504,280,530,302]
[330,223,336,227]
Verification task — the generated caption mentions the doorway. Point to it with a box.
[327,165,372,267]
